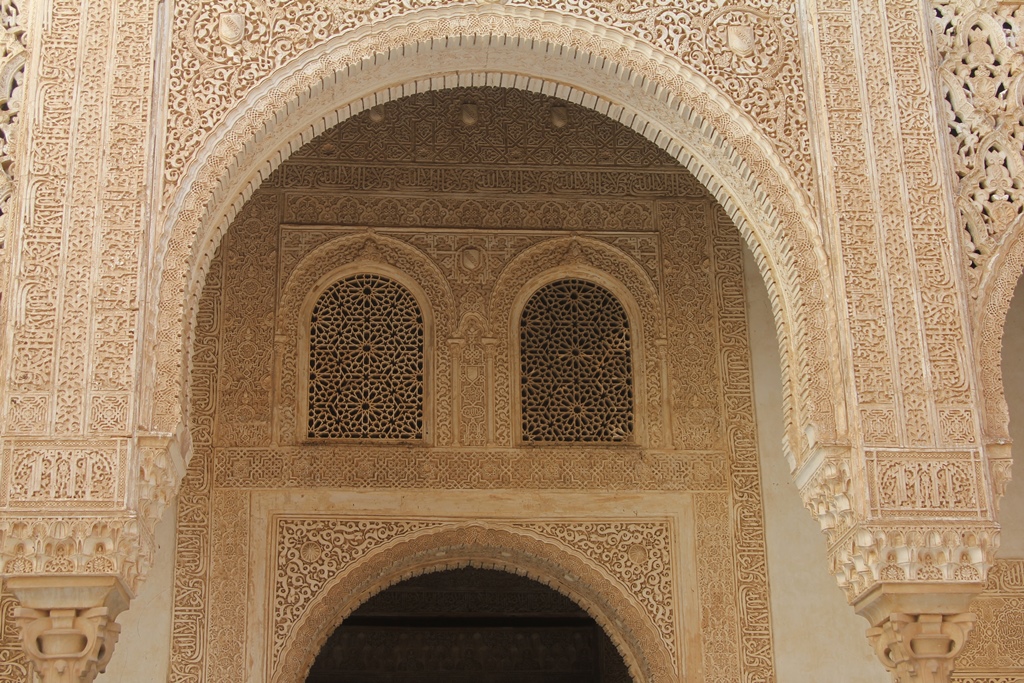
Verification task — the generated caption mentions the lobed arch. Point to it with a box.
[272,524,673,683]
[149,6,846,488]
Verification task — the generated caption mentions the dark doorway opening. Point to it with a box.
[305,567,632,683]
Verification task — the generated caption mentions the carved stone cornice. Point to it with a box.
[0,432,183,592]
[0,514,149,594]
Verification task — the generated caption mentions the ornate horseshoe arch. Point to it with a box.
[270,523,674,683]
[146,6,846,493]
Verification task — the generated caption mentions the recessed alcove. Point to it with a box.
[305,568,631,683]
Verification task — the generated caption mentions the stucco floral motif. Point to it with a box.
[167,1,813,196]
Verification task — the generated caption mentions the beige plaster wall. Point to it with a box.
[1001,275,1024,558]
[96,500,177,683]
[743,247,887,683]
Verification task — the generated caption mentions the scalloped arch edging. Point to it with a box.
[149,6,845,482]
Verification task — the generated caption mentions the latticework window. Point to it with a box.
[308,274,424,439]
[520,279,633,442]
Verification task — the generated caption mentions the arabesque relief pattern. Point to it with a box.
[271,519,677,678]
[810,0,993,606]
[932,1,1024,458]
[953,560,1024,680]
[934,1,1024,288]
[272,524,676,683]
[153,12,844,491]
[817,0,978,451]
[0,0,167,593]
[0,0,1013,679]
[167,89,776,683]
[166,0,815,198]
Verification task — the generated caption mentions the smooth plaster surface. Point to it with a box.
[743,246,888,683]
[1001,274,1024,557]
[96,499,177,683]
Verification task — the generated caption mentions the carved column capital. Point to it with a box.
[5,575,131,683]
[866,612,975,683]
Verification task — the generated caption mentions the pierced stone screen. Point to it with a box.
[308,274,424,439]
[520,279,633,442]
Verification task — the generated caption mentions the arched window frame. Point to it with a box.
[298,264,435,444]
[511,268,644,446]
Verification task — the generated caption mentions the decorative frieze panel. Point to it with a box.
[865,450,988,518]
[694,493,740,683]
[213,446,728,490]
[168,252,223,683]
[451,315,494,446]
[659,201,718,451]
[816,0,978,455]
[6,0,153,436]
[955,559,1024,678]
[284,193,659,234]
[272,519,446,672]
[0,440,127,508]
[274,164,703,197]
[708,204,774,681]
[271,518,679,680]
[167,8,815,198]
[217,193,279,448]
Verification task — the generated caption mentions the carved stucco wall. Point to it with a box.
[149,2,845,489]
[934,0,1024,456]
[164,88,775,683]
[0,0,1022,679]
[0,0,1003,615]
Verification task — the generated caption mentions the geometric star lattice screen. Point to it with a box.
[308,274,424,439]
[520,278,634,442]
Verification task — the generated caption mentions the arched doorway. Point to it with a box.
[306,568,631,683]
[149,80,813,683]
